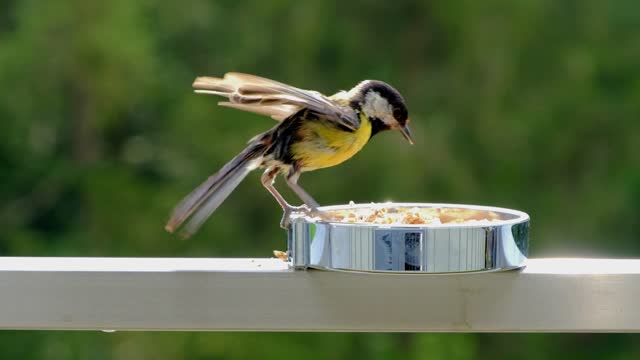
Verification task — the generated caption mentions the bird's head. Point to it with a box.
[349,80,413,144]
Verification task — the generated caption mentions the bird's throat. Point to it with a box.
[368,116,389,138]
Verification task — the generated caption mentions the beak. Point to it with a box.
[399,124,414,145]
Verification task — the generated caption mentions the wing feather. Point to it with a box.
[217,101,299,121]
[192,73,359,129]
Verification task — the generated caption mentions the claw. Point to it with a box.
[280,204,312,229]
[308,208,331,221]
[280,205,336,229]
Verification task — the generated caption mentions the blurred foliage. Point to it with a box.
[0,0,639,358]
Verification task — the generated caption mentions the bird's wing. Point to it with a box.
[192,72,360,130]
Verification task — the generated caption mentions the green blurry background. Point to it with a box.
[1,0,639,358]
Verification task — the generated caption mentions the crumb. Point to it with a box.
[273,250,288,262]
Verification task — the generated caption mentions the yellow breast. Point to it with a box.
[292,115,372,171]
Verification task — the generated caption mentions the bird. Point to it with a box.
[165,72,413,238]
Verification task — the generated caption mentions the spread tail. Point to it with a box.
[165,143,266,238]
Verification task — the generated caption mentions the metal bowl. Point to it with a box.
[287,203,529,273]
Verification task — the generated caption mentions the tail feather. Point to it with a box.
[165,143,266,237]
[178,165,253,238]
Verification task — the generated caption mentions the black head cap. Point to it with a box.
[350,80,409,126]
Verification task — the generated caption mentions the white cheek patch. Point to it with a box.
[362,91,394,125]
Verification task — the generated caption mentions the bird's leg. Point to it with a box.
[261,167,310,229]
[284,171,331,220]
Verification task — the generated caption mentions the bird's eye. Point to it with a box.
[393,108,404,120]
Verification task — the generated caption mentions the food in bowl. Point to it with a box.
[315,202,504,225]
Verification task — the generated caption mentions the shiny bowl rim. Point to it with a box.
[298,202,530,229]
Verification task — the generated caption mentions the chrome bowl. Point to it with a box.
[287,203,529,273]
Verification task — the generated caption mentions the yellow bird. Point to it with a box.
[166,73,413,237]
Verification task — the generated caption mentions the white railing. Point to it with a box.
[1,257,639,332]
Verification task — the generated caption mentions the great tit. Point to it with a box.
[166,72,412,237]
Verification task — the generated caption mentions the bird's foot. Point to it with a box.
[281,205,336,229]
[307,208,332,221]
[280,204,312,229]
[279,205,333,229]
